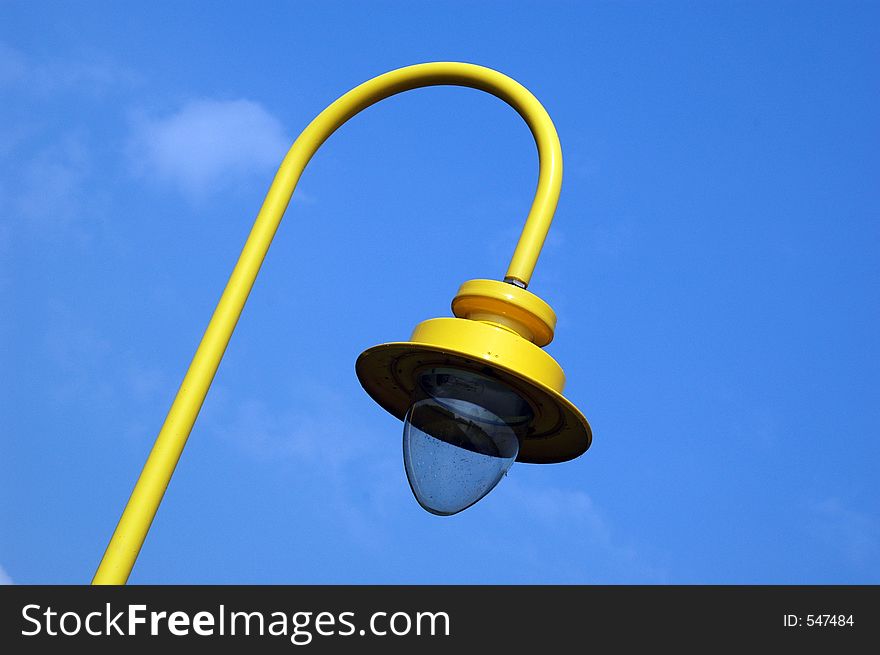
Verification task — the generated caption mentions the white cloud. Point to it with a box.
[128,99,291,201]
[0,564,13,585]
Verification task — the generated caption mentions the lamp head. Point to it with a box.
[356,279,591,515]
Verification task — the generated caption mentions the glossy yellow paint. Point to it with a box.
[411,317,565,392]
[452,278,557,346]
[356,315,591,464]
[93,62,574,585]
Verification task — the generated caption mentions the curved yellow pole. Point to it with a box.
[92,62,564,584]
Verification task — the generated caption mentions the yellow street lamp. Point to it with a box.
[93,62,592,585]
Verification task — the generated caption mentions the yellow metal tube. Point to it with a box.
[92,62,564,584]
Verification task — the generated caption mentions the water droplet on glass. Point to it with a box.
[403,368,532,515]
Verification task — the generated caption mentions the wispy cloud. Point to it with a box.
[0,42,27,86]
[0,564,12,585]
[0,127,114,253]
[43,301,114,405]
[39,302,182,444]
[486,477,667,583]
[0,41,138,95]
[128,99,291,201]
[11,134,92,230]
[204,383,664,582]
[811,498,880,572]
[501,480,610,536]
[204,384,401,548]
[1,42,132,245]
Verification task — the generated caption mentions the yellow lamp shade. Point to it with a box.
[356,281,592,464]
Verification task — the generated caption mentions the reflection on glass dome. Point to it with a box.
[403,367,533,516]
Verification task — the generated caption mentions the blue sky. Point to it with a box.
[1,1,878,584]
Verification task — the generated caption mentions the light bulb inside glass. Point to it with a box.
[403,367,533,516]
